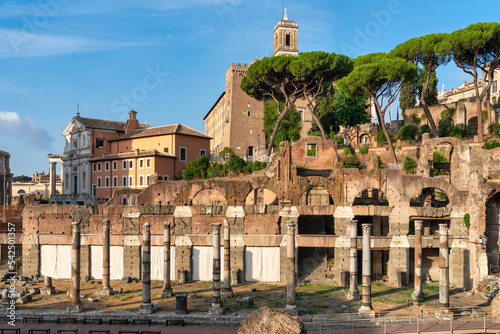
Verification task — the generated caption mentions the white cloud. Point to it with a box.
[0,111,53,150]
[0,29,152,58]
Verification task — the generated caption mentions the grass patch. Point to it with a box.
[304,305,328,315]
[423,284,439,292]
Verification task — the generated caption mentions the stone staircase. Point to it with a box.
[297,248,335,285]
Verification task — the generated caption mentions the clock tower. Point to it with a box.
[273,9,299,56]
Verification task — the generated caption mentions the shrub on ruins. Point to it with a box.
[398,124,419,141]
[403,157,417,174]
[449,124,469,138]
[182,154,210,180]
[488,122,500,138]
[438,121,453,137]
[359,146,369,155]
[482,139,500,150]
[432,151,448,175]
[418,124,432,139]
[339,155,360,168]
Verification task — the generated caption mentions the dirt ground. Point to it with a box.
[12,279,492,316]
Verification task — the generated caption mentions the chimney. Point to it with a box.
[124,110,140,134]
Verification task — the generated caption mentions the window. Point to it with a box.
[113,176,117,187]
[93,163,96,172]
[307,143,317,157]
[163,175,169,181]
[105,177,110,187]
[146,158,151,168]
[73,139,78,148]
[122,176,127,186]
[493,80,498,94]
[298,108,305,121]
[247,110,251,117]
[146,175,150,185]
[92,184,96,196]
[105,162,110,171]
[113,161,118,170]
[129,160,133,169]
[129,176,133,186]
[122,161,127,170]
[122,197,127,205]
[97,177,102,187]
[139,175,144,186]
[286,34,291,46]
[66,174,69,189]
[82,173,86,189]
[164,147,169,153]
[200,149,206,156]
[96,139,104,148]
[180,147,187,162]
[97,163,101,172]
[139,159,144,169]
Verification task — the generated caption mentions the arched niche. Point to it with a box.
[298,187,333,206]
[245,188,278,205]
[410,187,450,208]
[485,191,500,269]
[353,188,388,206]
[191,188,227,206]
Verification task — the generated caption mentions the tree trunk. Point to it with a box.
[266,109,289,156]
[372,95,398,164]
[476,96,484,142]
[420,74,439,138]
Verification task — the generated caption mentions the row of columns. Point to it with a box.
[66,218,451,314]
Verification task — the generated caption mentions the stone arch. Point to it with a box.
[485,191,500,269]
[245,188,278,205]
[359,134,371,145]
[401,178,461,208]
[468,116,478,136]
[191,188,227,205]
[298,186,333,206]
[17,189,26,194]
[352,188,388,206]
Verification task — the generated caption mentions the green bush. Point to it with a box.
[359,146,369,155]
[440,107,456,121]
[420,113,427,121]
[226,155,245,174]
[339,155,360,168]
[488,122,500,138]
[307,147,316,156]
[403,157,417,174]
[377,155,383,169]
[342,147,351,156]
[182,155,210,181]
[375,130,388,143]
[411,113,421,124]
[308,130,322,137]
[463,213,470,230]
[438,122,453,137]
[449,124,469,138]
[482,139,500,150]
[331,135,344,145]
[419,124,432,139]
[482,109,488,122]
[433,151,448,176]
[398,124,419,141]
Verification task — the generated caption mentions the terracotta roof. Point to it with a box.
[90,149,176,162]
[108,123,212,141]
[74,116,149,132]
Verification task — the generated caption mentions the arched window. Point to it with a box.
[468,116,478,136]
[286,34,291,47]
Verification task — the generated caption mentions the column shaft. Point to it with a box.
[163,222,172,295]
[142,223,151,304]
[349,220,360,300]
[71,222,80,304]
[222,220,233,297]
[360,223,373,312]
[102,220,111,290]
[412,220,424,301]
[212,223,222,307]
[286,222,296,308]
[439,223,450,308]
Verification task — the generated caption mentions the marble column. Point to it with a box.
[285,222,297,315]
[67,222,83,313]
[139,223,156,313]
[412,220,424,301]
[359,223,373,314]
[162,221,173,298]
[49,161,57,196]
[439,223,450,309]
[221,219,233,297]
[97,220,113,296]
[348,219,360,300]
[209,223,224,315]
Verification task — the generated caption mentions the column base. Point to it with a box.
[162,288,174,298]
[139,302,158,314]
[96,287,114,297]
[435,308,453,320]
[41,287,55,295]
[411,291,424,302]
[208,302,225,315]
[66,303,84,313]
[284,304,298,316]
[221,288,233,298]
[358,305,375,317]
[348,290,360,300]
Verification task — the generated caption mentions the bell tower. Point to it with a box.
[273,9,299,56]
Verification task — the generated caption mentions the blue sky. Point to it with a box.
[0,0,497,176]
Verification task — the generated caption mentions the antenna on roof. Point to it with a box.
[76,103,80,116]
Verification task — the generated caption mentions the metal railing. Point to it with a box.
[303,307,500,333]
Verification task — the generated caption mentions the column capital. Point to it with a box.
[362,223,372,235]
[212,223,222,234]
[164,221,171,228]
[439,223,449,235]
[414,220,423,230]
[103,219,110,230]
[223,219,230,228]
[143,223,150,236]
[286,222,296,234]
[350,219,358,229]
[71,221,80,233]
